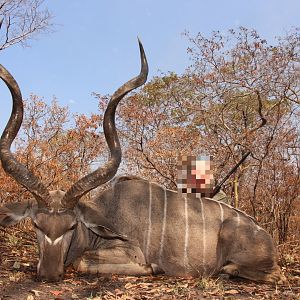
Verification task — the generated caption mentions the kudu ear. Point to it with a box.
[76,203,128,240]
[0,200,36,227]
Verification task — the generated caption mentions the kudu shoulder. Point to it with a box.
[76,201,128,241]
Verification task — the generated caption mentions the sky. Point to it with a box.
[1,0,300,133]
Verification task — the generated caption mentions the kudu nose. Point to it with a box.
[38,271,64,282]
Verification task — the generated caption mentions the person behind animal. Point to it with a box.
[177,155,229,203]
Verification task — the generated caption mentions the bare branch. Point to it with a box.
[0,0,53,50]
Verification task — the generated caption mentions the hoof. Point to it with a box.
[221,264,239,277]
[151,263,165,275]
[264,271,286,284]
[218,273,230,280]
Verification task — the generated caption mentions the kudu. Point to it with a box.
[0,42,285,284]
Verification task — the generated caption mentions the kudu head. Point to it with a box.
[0,40,148,281]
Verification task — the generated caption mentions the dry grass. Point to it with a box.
[0,224,299,299]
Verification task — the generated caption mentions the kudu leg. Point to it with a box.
[218,217,285,284]
[74,261,157,276]
[73,242,164,276]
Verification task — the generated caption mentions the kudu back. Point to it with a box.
[0,42,285,283]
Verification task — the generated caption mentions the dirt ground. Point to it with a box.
[0,227,299,300]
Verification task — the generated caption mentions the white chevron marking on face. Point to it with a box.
[53,235,64,245]
[44,234,63,246]
[44,235,52,244]
[159,187,167,265]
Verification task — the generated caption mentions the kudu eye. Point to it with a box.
[33,223,41,231]
[69,224,77,231]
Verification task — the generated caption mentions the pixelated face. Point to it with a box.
[177,155,214,197]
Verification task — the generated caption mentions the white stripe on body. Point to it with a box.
[148,185,254,224]
[218,202,224,223]
[145,182,153,260]
[203,196,256,223]
[235,211,241,227]
[183,196,189,270]
[199,198,206,272]
[44,234,63,246]
[159,187,167,265]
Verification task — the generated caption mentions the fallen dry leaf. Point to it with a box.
[30,289,43,296]
[12,261,21,269]
[225,289,240,295]
[114,288,123,295]
[124,282,134,289]
[50,290,64,296]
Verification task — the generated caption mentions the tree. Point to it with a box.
[0,0,53,50]
[95,28,300,243]
[0,95,106,203]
